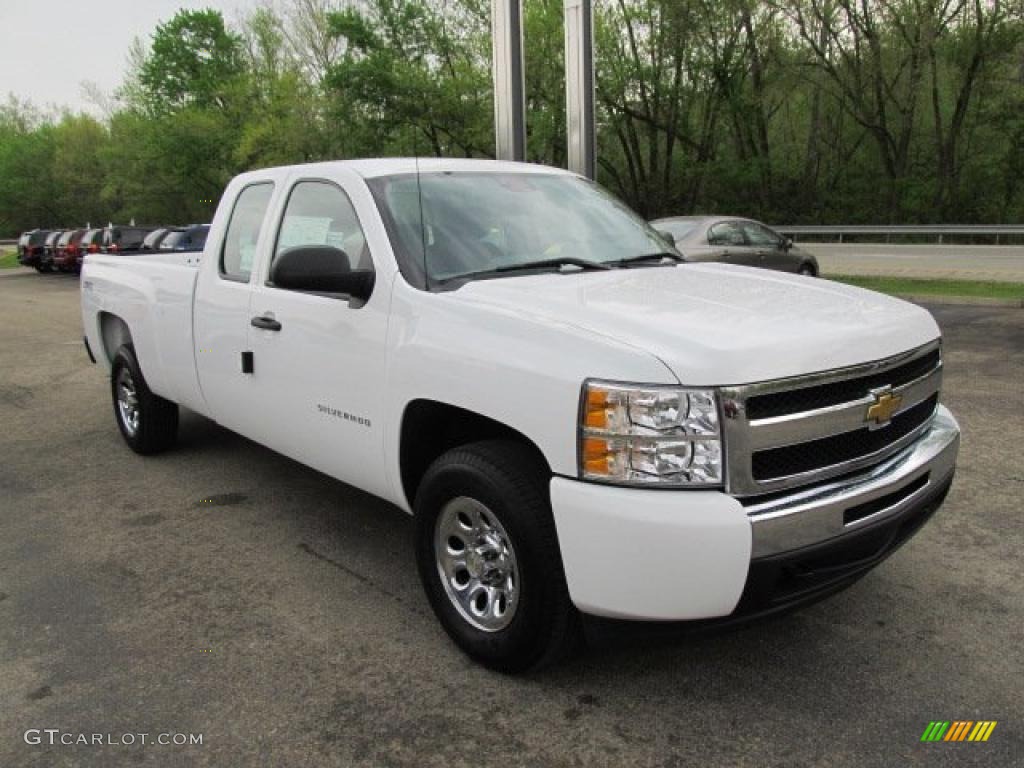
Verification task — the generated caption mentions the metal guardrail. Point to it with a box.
[0,239,16,247]
[775,225,1024,244]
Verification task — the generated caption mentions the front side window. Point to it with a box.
[272,181,372,273]
[221,183,274,281]
[740,221,781,247]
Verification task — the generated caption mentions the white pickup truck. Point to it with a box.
[81,159,960,671]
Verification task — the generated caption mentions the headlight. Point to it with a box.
[579,380,723,486]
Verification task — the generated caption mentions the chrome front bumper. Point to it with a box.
[746,405,960,558]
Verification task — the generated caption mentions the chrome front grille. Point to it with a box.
[721,341,943,497]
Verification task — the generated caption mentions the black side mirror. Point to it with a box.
[782,236,794,251]
[270,245,375,301]
[656,229,676,246]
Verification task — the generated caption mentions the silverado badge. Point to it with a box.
[866,387,902,428]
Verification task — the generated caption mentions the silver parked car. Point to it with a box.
[651,216,819,276]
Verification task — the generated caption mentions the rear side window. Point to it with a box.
[663,222,697,240]
[221,183,274,281]
[708,221,746,246]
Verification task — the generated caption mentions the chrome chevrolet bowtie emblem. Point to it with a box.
[866,387,902,428]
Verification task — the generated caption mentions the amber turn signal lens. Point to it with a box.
[582,437,611,475]
[585,389,609,429]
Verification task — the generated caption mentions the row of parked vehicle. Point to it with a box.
[16,215,814,277]
[16,224,210,273]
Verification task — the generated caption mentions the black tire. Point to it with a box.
[798,262,817,277]
[110,344,179,455]
[414,440,580,673]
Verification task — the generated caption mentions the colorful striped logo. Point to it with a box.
[921,721,997,742]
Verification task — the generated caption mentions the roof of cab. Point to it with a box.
[231,158,575,184]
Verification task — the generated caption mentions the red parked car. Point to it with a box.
[54,229,88,272]
[41,230,68,272]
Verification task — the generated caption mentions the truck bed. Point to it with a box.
[81,250,207,415]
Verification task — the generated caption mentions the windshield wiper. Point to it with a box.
[493,256,612,273]
[610,251,686,267]
[438,256,612,284]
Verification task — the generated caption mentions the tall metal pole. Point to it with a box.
[564,0,595,179]
[492,0,526,161]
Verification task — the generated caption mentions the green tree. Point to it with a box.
[52,113,112,227]
[325,0,493,157]
[0,99,59,234]
[140,9,245,112]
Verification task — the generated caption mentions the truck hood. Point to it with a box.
[451,263,940,385]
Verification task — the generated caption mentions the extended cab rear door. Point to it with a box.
[243,170,392,500]
[194,180,278,434]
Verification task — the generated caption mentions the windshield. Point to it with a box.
[369,172,678,287]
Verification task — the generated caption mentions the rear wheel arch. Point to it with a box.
[98,312,134,366]
[398,400,551,510]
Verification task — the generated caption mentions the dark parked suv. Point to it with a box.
[101,226,154,254]
[17,230,52,271]
[54,229,88,272]
[159,224,210,252]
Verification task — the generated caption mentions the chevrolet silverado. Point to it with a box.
[80,159,960,671]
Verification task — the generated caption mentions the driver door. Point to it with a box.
[739,220,789,271]
[245,174,392,500]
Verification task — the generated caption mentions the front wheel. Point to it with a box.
[798,262,817,277]
[414,440,580,672]
[110,345,179,454]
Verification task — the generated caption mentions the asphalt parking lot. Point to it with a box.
[1,271,1021,767]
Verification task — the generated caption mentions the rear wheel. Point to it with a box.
[414,440,580,672]
[110,345,178,454]
[798,262,817,277]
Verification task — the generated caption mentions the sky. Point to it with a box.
[0,0,254,115]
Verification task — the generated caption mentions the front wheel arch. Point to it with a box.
[398,399,551,511]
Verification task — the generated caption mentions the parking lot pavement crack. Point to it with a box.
[297,542,426,616]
